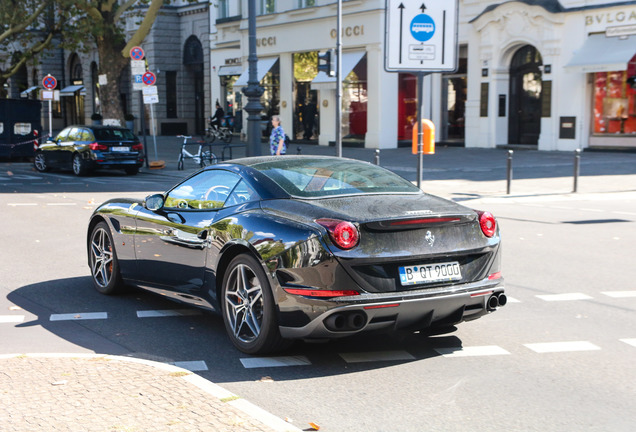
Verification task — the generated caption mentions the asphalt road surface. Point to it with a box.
[1,160,635,431]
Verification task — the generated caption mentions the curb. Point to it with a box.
[0,353,302,432]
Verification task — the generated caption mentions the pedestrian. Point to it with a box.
[269,115,286,155]
[302,99,316,140]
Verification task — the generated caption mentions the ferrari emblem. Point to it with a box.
[425,231,435,247]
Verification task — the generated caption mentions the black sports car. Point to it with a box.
[35,125,144,176]
[87,156,505,354]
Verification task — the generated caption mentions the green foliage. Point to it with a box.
[294,52,318,82]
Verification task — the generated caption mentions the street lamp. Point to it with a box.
[242,0,264,157]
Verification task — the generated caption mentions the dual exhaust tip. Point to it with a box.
[324,311,367,332]
[487,293,507,311]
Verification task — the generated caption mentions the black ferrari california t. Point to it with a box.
[87,156,505,354]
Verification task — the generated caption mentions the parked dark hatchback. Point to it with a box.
[34,125,144,175]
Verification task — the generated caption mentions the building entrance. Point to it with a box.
[508,45,542,145]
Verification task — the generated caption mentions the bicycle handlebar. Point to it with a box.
[176,135,193,139]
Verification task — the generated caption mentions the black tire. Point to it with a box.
[221,254,289,354]
[177,155,184,171]
[34,152,50,172]
[88,222,125,295]
[222,130,233,144]
[72,153,90,176]
[200,151,217,167]
[125,166,139,175]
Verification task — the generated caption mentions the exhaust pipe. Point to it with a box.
[324,311,367,331]
[324,313,346,331]
[497,293,507,307]
[487,295,499,311]
[347,312,366,330]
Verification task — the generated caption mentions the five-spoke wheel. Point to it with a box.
[89,222,124,294]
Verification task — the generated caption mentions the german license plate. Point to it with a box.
[399,261,462,286]
[111,146,130,152]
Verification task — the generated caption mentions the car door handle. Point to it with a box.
[166,213,184,224]
[197,229,208,240]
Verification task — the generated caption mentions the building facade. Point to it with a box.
[210,0,636,151]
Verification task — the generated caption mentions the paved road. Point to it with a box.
[1,146,636,431]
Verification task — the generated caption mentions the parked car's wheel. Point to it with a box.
[89,222,125,295]
[72,153,90,176]
[34,152,50,172]
[125,166,139,175]
[221,253,288,354]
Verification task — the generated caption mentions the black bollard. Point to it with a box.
[573,149,581,193]
[507,150,513,195]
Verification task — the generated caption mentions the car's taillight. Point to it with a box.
[316,218,360,250]
[89,142,108,151]
[476,211,497,237]
[132,143,143,151]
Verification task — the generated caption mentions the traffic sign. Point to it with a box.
[130,46,145,60]
[130,60,146,76]
[142,85,158,96]
[385,0,458,72]
[42,75,57,90]
[142,71,156,86]
[143,94,159,104]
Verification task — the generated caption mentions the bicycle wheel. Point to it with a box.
[200,151,217,167]
[177,154,184,170]
[222,129,233,143]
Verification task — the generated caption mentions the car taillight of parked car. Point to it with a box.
[476,211,497,238]
[316,218,360,250]
[89,142,108,151]
[132,143,143,151]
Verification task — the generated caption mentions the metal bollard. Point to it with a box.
[506,150,513,195]
[297,146,302,155]
[573,148,581,193]
[374,149,380,166]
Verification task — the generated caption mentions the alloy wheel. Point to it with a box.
[224,264,264,343]
[73,155,82,175]
[34,153,47,171]
[90,227,113,288]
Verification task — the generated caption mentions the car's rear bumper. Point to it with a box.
[278,278,505,339]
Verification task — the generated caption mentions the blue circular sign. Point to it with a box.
[410,14,435,42]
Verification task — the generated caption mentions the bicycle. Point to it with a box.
[206,118,233,144]
[176,135,217,170]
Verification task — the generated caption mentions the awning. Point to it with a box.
[233,57,279,87]
[20,86,39,97]
[59,85,85,96]
[565,34,636,73]
[311,51,366,90]
[218,65,243,76]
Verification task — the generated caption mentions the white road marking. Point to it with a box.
[46,202,77,206]
[339,350,416,363]
[434,345,511,358]
[613,211,636,216]
[49,312,108,321]
[601,291,636,298]
[524,341,601,353]
[620,339,636,348]
[536,293,593,301]
[171,361,208,371]
[506,296,521,303]
[137,309,202,318]
[240,356,311,368]
[7,203,37,206]
[0,315,25,323]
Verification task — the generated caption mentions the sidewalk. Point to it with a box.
[0,353,300,432]
[141,135,636,201]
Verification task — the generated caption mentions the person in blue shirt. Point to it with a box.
[269,115,286,155]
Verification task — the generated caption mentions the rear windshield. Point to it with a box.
[252,158,420,198]
[93,128,136,141]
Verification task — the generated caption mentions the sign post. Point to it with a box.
[385,0,458,188]
[42,75,57,138]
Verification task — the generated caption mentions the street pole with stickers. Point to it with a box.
[384,0,459,189]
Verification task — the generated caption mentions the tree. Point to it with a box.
[66,0,168,125]
[0,0,67,98]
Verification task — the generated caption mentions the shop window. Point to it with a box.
[593,56,636,135]
[260,61,280,136]
[166,71,177,118]
[293,52,319,140]
[398,73,417,141]
[343,55,367,138]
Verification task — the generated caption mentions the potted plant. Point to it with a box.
[91,113,102,125]
[124,113,135,131]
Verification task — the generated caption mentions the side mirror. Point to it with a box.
[144,193,165,211]
[56,139,62,145]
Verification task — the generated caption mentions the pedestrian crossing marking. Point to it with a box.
[601,291,636,298]
[524,341,601,353]
[434,345,510,358]
[339,350,415,363]
[137,309,202,318]
[536,293,593,301]
[171,360,208,371]
[0,315,25,323]
[240,356,311,368]
[620,339,636,348]
[50,312,108,321]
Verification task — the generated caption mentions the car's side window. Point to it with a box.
[67,127,82,142]
[225,180,260,207]
[164,170,241,210]
[80,129,94,141]
[55,128,71,142]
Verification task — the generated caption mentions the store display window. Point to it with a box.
[343,55,367,138]
[593,55,636,135]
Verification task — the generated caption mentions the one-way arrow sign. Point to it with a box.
[385,0,458,72]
